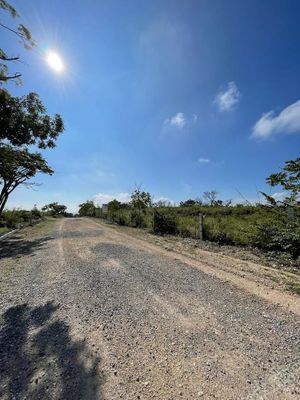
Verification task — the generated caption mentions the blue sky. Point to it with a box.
[3,0,300,212]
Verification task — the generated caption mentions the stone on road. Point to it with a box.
[0,218,299,399]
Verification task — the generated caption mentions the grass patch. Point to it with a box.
[0,227,10,236]
[286,282,300,295]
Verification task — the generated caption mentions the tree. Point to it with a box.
[0,0,35,84]
[107,199,122,212]
[0,145,53,214]
[0,90,64,148]
[266,157,300,205]
[78,201,97,217]
[203,190,218,206]
[42,202,67,217]
[130,189,152,209]
[0,91,64,215]
[179,199,202,207]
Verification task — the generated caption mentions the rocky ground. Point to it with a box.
[0,218,299,399]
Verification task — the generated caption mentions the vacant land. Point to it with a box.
[0,218,299,399]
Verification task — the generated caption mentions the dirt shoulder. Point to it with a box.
[89,218,300,316]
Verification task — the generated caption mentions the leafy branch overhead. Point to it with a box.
[261,158,300,206]
[267,158,300,195]
[0,0,35,83]
[0,90,64,148]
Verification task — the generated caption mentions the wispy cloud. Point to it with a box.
[198,157,210,163]
[252,100,300,139]
[214,81,241,112]
[164,112,187,129]
[94,192,130,205]
[164,112,199,129]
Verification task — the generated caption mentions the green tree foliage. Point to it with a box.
[0,0,35,84]
[42,202,67,217]
[78,201,97,217]
[0,90,64,148]
[0,91,64,215]
[266,157,300,204]
[0,145,53,214]
[130,189,152,209]
[107,199,122,212]
[179,199,202,207]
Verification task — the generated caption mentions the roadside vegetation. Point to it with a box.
[0,202,70,234]
[79,158,300,263]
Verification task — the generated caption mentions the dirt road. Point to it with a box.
[0,218,299,399]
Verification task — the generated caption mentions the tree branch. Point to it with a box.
[0,55,19,61]
[0,72,21,81]
[0,22,24,39]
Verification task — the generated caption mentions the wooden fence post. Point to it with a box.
[198,213,203,241]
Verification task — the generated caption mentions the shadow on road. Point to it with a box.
[0,302,103,399]
[0,235,53,259]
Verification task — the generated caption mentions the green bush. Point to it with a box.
[117,211,130,226]
[153,211,177,234]
[130,209,146,228]
[250,223,300,258]
[0,209,37,228]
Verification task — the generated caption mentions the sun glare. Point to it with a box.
[46,51,64,73]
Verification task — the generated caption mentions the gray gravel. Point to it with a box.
[0,218,299,399]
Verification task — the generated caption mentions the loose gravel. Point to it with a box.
[0,218,299,399]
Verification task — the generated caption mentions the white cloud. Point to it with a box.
[252,100,300,139]
[270,192,288,202]
[198,157,210,163]
[214,81,241,112]
[164,112,186,129]
[94,192,130,206]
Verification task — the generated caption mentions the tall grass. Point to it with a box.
[98,204,300,259]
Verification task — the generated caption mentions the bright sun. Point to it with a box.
[46,51,64,73]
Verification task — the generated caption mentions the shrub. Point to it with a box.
[118,211,130,226]
[153,211,177,235]
[0,209,34,228]
[130,209,146,228]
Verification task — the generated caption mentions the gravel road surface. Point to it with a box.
[0,218,299,399]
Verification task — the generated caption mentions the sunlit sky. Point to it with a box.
[4,0,300,212]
